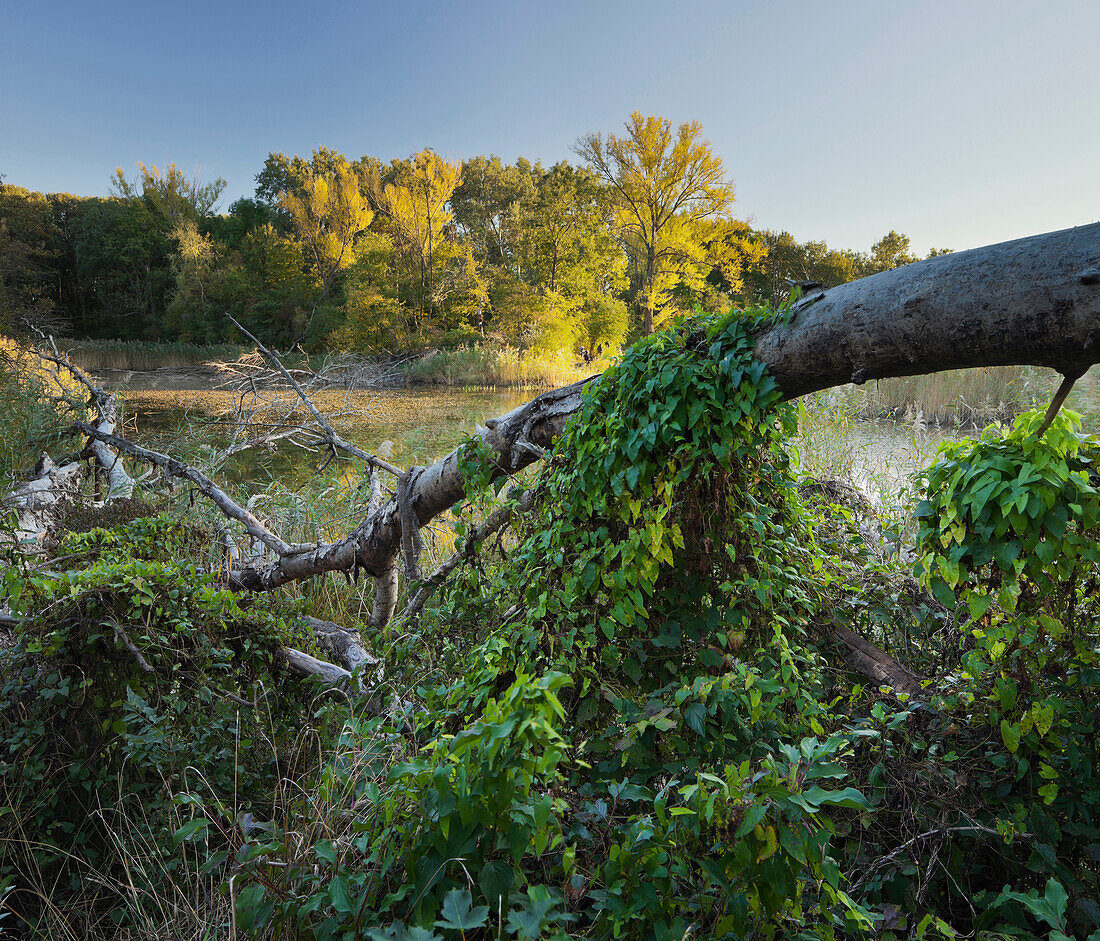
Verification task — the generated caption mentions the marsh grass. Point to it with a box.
[405,344,592,388]
[792,399,947,507]
[817,364,1058,427]
[62,340,250,371]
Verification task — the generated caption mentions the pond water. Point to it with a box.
[107,364,1100,502]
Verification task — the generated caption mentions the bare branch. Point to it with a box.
[74,420,308,557]
[107,620,155,674]
[33,339,135,498]
[1035,367,1086,438]
[225,315,402,476]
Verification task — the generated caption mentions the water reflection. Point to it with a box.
[115,366,1100,495]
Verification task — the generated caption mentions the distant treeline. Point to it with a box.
[0,118,949,355]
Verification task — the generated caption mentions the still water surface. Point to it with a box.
[105,363,1100,501]
[113,381,963,501]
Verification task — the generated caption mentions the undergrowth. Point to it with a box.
[0,515,338,936]
[2,314,1098,938]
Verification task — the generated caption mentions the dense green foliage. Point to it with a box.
[0,514,330,932]
[2,314,1097,938]
[1,120,940,358]
[913,410,1100,936]
[221,311,876,939]
[211,314,1097,939]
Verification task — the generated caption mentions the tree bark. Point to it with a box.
[224,223,1100,597]
[753,223,1100,396]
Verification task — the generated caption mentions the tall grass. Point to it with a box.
[815,364,1058,427]
[63,339,249,371]
[404,344,591,388]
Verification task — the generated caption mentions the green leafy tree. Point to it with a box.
[576,112,735,334]
[518,162,628,351]
[279,159,374,338]
[237,222,315,345]
[452,155,537,270]
[369,150,463,330]
[111,162,226,226]
[869,229,919,272]
[0,183,61,330]
[745,229,869,308]
[69,196,174,338]
[255,147,381,207]
[328,231,408,352]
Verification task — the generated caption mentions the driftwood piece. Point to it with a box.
[3,454,84,542]
[34,340,136,498]
[301,614,380,679]
[282,646,352,687]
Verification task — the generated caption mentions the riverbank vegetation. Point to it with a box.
[1,306,1098,938]
[2,114,945,378]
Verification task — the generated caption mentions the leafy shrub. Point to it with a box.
[230,309,879,938]
[0,514,329,932]
[915,410,1100,935]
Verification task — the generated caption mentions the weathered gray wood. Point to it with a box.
[281,646,352,686]
[753,223,1100,397]
[3,454,84,542]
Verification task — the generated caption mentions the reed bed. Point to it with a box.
[63,339,249,371]
[404,344,592,388]
[814,364,1062,427]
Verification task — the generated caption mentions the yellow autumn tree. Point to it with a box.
[280,159,374,333]
[371,150,463,329]
[576,112,735,334]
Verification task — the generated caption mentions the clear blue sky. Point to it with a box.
[2,0,1097,255]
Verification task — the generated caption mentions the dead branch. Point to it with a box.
[1035,366,1087,438]
[822,621,927,700]
[226,315,402,476]
[34,339,136,498]
[107,620,155,674]
[282,646,353,689]
[74,421,310,558]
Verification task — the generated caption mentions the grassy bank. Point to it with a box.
[59,339,590,389]
[62,339,249,371]
[403,344,593,388]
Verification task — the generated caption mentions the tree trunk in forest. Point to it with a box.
[222,223,1100,600]
[643,244,656,335]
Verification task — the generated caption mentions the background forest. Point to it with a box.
[0,116,946,362]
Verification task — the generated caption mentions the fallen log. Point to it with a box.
[218,223,1100,608]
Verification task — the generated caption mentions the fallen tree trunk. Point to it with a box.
[223,223,1100,600]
